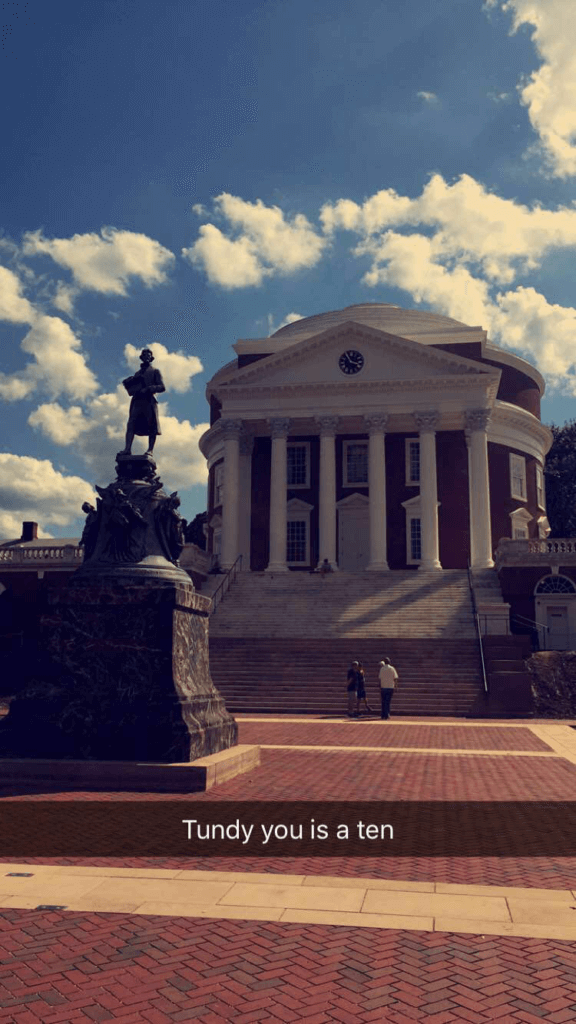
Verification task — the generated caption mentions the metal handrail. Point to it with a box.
[511,613,549,632]
[210,554,243,612]
[467,564,489,694]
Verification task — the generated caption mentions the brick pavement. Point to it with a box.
[1,720,576,1021]
[1,909,576,1023]
[236,721,553,752]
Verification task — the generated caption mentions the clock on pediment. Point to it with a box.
[338,350,364,375]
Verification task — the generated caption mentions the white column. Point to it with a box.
[315,416,339,569]
[465,408,494,569]
[220,418,242,570]
[266,417,291,572]
[364,414,389,570]
[413,411,442,570]
[238,433,254,571]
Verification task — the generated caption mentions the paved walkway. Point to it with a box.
[1,716,576,1022]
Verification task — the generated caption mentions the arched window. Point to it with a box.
[534,575,576,595]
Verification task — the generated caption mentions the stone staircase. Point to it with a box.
[207,571,487,716]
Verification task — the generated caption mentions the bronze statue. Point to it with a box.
[120,348,165,456]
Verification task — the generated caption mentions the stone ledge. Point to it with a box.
[0,744,260,793]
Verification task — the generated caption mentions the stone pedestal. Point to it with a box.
[0,581,237,761]
[0,452,237,763]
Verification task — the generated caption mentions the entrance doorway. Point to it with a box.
[337,494,370,570]
[546,605,570,650]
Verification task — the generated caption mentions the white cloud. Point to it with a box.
[20,316,99,400]
[123,342,203,393]
[0,266,36,323]
[184,194,327,288]
[267,312,305,336]
[417,91,439,104]
[22,227,175,295]
[489,0,576,178]
[52,281,78,315]
[0,454,95,540]
[488,90,512,103]
[29,385,209,491]
[321,173,576,284]
[493,287,576,382]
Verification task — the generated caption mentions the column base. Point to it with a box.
[265,562,289,573]
[471,558,495,570]
[365,561,389,571]
[419,560,442,570]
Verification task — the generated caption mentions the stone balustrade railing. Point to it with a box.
[0,541,213,575]
[495,537,576,567]
[0,545,83,564]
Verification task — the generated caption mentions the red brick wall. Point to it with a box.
[432,343,541,418]
[489,443,541,546]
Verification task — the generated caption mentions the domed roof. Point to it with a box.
[271,302,480,344]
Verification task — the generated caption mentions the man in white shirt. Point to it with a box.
[379,657,398,720]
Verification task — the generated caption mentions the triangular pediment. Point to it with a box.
[216,321,496,390]
[336,492,370,509]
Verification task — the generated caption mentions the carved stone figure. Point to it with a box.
[120,348,165,456]
[155,491,186,565]
[95,483,147,563]
[79,502,99,560]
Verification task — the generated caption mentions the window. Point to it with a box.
[509,507,531,540]
[536,463,545,509]
[286,498,313,565]
[343,441,368,486]
[510,453,527,501]
[214,463,224,506]
[405,439,420,486]
[287,443,310,488]
[409,518,422,562]
[535,575,576,595]
[287,520,307,563]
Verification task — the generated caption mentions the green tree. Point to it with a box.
[544,421,576,537]
[184,511,207,549]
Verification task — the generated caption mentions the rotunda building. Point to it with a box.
[200,303,552,575]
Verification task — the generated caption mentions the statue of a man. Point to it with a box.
[120,348,165,456]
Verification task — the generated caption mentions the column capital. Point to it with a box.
[239,433,254,457]
[221,418,243,439]
[268,417,291,439]
[464,408,492,433]
[363,413,389,435]
[314,415,340,437]
[413,410,440,433]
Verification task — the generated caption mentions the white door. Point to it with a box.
[338,508,370,570]
[546,605,570,650]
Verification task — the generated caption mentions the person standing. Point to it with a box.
[379,657,398,720]
[356,662,373,716]
[346,661,360,717]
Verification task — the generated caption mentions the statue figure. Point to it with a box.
[155,491,186,565]
[120,347,165,456]
[79,502,99,561]
[95,484,147,562]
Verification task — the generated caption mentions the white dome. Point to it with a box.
[271,302,480,344]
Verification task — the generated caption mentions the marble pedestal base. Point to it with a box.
[0,580,237,762]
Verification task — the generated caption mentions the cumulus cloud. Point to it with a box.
[29,385,209,492]
[321,174,576,283]
[487,0,576,178]
[22,227,175,295]
[0,261,98,402]
[0,266,36,323]
[0,454,95,541]
[52,281,79,315]
[123,343,203,394]
[183,194,327,288]
[267,312,305,336]
[417,91,439,104]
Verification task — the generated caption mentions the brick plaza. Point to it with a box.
[1,715,576,1023]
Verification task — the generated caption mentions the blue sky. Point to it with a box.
[2,0,576,538]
